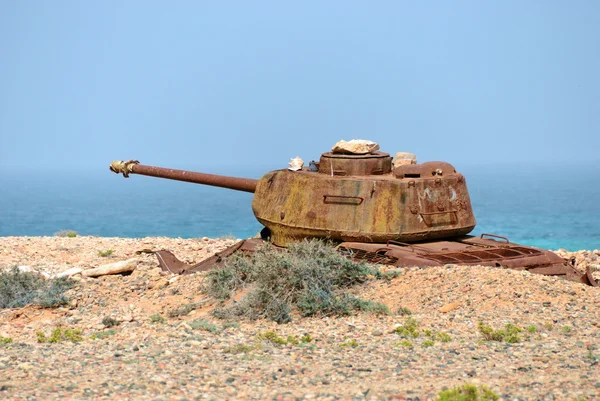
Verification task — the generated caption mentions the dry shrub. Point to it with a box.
[205,239,389,323]
[0,268,74,309]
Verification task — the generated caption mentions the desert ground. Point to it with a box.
[0,236,599,401]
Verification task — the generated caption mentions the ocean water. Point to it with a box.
[0,162,598,251]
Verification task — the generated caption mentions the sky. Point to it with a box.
[1,1,599,174]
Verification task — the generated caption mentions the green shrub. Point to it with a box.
[561,325,573,335]
[286,335,300,345]
[436,384,498,401]
[223,344,255,354]
[527,325,537,333]
[300,334,313,343]
[55,230,78,238]
[395,340,413,348]
[189,319,219,333]
[257,331,287,346]
[98,250,113,257]
[0,336,13,344]
[0,268,74,309]
[90,330,116,340]
[437,332,452,342]
[101,317,120,328]
[478,322,522,344]
[205,239,387,323]
[396,307,412,316]
[394,317,420,338]
[339,339,359,348]
[221,321,240,330]
[345,297,391,315]
[37,328,83,343]
[167,303,199,318]
[150,314,165,324]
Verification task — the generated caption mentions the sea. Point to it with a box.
[1,162,598,251]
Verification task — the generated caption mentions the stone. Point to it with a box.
[287,157,304,171]
[392,152,417,168]
[180,323,193,331]
[332,139,379,155]
[156,278,170,289]
[372,329,383,336]
[439,302,460,313]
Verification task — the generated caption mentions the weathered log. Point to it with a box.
[82,258,137,277]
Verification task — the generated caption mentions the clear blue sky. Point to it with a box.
[1,1,598,173]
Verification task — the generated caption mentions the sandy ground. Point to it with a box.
[0,236,599,401]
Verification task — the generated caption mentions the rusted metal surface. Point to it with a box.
[318,152,392,176]
[252,158,476,246]
[110,160,257,193]
[144,236,597,286]
[338,235,598,286]
[393,161,456,179]
[140,239,267,275]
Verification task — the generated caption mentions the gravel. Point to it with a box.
[0,236,599,400]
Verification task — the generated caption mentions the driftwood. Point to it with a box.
[82,258,137,278]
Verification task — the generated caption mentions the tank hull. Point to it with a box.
[252,166,476,247]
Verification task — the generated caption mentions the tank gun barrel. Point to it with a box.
[109,160,257,193]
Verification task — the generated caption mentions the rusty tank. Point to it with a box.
[109,145,597,286]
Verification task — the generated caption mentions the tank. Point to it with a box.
[109,146,597,286]
[110,153,476,247]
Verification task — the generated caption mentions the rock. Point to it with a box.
[439,302,460,313]
[287,157,304,171]
[372,329,383,336]
[180,323,193,331]
[156,278,170,289]
[392,152,417,168]
[18,363,33,372]
[82,258,137,277]
[332,139,379,155]
[17,265,33,273]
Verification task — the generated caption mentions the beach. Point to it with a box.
[0,236,599,400]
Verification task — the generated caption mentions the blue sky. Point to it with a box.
[1,1,598,173]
